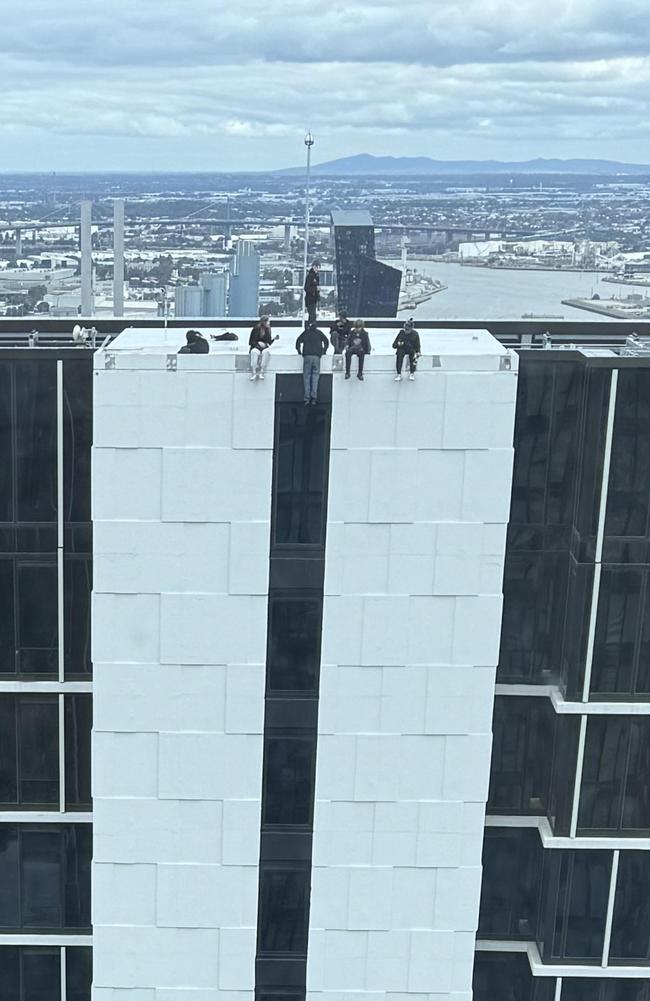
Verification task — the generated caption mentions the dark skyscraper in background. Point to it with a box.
[331,209,401,317]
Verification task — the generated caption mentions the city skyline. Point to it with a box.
[2,0,650,171]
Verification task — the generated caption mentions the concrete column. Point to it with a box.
[113,199,125,317]
[80,201,93,317]
[284,223,291,254]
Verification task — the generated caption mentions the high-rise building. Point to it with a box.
[3,321,650,1001]
[229,242,261,317]
[175,272,228,318]
[331,209,401,317]
[0,346,93,1000]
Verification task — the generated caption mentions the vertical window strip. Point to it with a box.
[255,376,332,1001]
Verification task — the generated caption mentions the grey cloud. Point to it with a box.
[1,0,650,166]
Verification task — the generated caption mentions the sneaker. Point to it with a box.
[395,374,402,382]
[357,374,364,381]
[249,373,256,381]
[304,400,310,407]
[409,373,415,381]
[259,372,265,380]
[345,373,351,380]
[310,399,317,406]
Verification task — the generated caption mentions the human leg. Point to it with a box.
[303,356,311,403]
[345,348,352,376]
[309,356,321,401]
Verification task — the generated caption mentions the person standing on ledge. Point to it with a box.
[304,260,321,324]
[345,319,371,381]
[330,309,352,354]
[248,314,278,380]
[393,318,421,381]
[296,321,329,406]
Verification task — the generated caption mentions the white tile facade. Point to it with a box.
[92,333,517,1001]
[308,352,517,1001]
[92,359,273,1000]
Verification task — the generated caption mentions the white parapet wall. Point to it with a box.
[91,325,517,1001]
[309,337,517,1001]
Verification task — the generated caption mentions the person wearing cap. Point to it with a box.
[295,321,329,405]
[345,319,371,381]
[304,260,321,324]
[392,318,421,381]
[178,329,209,354]
[248,314,278,380]
[330,310,352,354]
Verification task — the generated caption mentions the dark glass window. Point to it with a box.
[574,367,610,549]
[64,695,92,810]
[0,947,60,1001]
[262,734,316,827]
[563,981,650,1001]
[560,558,593,699]
[498,551,569,684]
[0,825,91,931]
[0,560,14,674]
[547,715,580,836]
[0,697,58,808]
[66,947,92,1001]
[18,699,58,806]
[478,828,542,939]
[63,359,92,525]
[537,850,611,963]
[473,952,554,1001]
[274,405,328,546]
[267,597,321,693]
[590,569,643,697]
[0,363,13,523]
[488,697,554,814]
[258,867,310,955]
[14,362,57,524]
[610,852,650,964]
[64,558,92,679]
[16,561,58,676]
[605,369,650,541]
[578,717,650,834]
[509,361,553,527]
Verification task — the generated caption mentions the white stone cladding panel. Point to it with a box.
[93,366,274,997]
[309,350,517,1001]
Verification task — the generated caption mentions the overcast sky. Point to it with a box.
[2,0,650,171]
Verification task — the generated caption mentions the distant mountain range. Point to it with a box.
[279,153,650,176]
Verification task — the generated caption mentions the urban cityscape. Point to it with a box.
[4,162,650,324]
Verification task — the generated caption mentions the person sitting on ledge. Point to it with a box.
[248,315,278,380]
[179,329,209,354]
[330,310,352,354]
[345,319,371,381]
[393,318,421,381]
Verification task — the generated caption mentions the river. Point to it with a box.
[382,260,618,321]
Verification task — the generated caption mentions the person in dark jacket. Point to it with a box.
[345,319,371,380]
[330,310,352,354]
[248,315,278,380]
[178,329,209,354]
[295,322,329,405]
[304,260,320,324]
[392,318,421,380]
